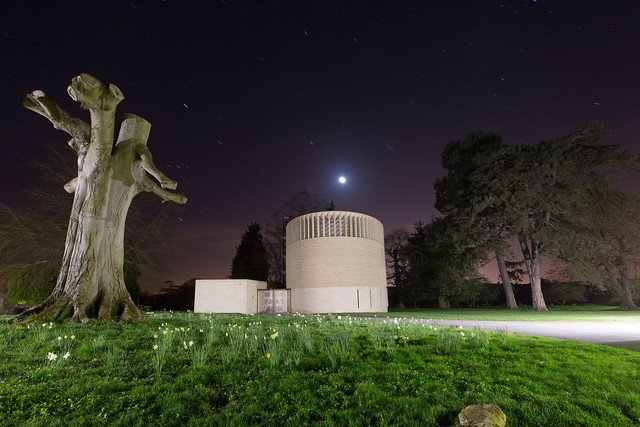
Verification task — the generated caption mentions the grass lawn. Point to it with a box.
[1,311,639,426]
[378,305,640,322]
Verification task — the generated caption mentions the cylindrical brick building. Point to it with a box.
[285,210,388,313]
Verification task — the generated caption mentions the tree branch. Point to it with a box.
[131,161,187,204]
[23,91,90,152]
[117,114,178,189]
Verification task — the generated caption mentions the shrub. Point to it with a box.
[6,262,57,305]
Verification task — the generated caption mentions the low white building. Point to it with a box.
[194,279,266,314]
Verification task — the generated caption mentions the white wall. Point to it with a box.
[194,279,267,314]
[290,286,388,313]
[286,211,387,291]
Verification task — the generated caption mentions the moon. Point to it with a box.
[338,176,347,184]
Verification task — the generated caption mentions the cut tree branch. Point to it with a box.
[131,160,187,204]
[23,91,90,153]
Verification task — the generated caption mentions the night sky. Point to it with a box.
[1,1,639,290]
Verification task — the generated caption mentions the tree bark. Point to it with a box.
[495,251,518,309]
[518,234,548,311]
[438,297,450,309]
[17,74,186,323]
[618,259,638,310]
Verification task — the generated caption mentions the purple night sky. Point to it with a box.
[1,1,639,291]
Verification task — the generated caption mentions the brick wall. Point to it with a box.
[286,211,386,289]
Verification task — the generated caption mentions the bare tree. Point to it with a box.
[385,228,410,287]
[17,74,186,323]
[265,191,332,287]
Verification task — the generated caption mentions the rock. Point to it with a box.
[457,404,506,427]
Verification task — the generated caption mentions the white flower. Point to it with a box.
[189,340,194,347]
[70,335,75,340]
[153,344,159,350]
[63,352,71,359]
[57,336,62,341]
[270,331,279,340]
[47,352,58,361]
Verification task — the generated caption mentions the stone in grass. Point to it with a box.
[457,404,506,427]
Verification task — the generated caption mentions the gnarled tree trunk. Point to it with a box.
[17,74,187,323]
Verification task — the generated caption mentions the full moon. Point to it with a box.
[338,176,347,184]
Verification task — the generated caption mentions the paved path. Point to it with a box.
[361,318,640,350]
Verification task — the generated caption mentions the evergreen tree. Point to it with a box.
[548,178,640,310]
[435,130,519,309]
[403,218,487,308]
[436,123,638,311]
[230,222,268,281]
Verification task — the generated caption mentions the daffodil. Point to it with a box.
[47,352,57,361]
[153,344,159,350]
[270,331,279,340]
[63,352,71,359]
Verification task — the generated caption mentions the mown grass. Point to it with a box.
[381,305,640,322]
[0,312,639,426]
